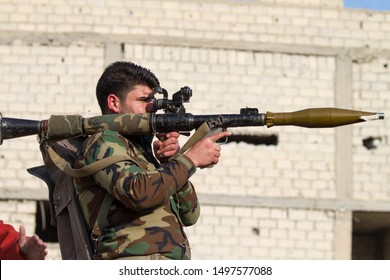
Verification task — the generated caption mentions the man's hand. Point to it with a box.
[153,131,181,162]
[18,225,48,260]
[185,131,231,168]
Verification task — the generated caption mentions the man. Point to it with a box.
[74,61,230,260]
[0,220,48,260]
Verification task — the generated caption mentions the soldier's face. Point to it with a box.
[119,85,155,114]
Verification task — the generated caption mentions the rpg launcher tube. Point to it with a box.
[265,107,385,128]
[46,112,266,139]
[46,113,152,139]
[0,113,153,144]
[0,113,43,144]
[0,108,385,144]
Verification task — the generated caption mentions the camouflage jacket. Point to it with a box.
[74,129,200,260]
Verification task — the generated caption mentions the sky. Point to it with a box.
[344,0,390,11]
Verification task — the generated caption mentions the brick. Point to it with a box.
[16,201,36,213]
[215,206,233,217]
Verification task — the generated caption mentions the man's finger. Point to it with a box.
[207,131,232,142]
[166,131,180,138]
[156,133,168,141]
[156,131,180,140]
[18,225,27,246]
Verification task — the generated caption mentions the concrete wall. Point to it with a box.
[0,0,389,260]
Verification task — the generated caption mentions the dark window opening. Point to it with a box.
[352,211,390,260]
[35,200,58,243]
[226,134,278,146]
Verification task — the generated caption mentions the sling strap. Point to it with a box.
[91,191,113,245]
[178,122,211,154]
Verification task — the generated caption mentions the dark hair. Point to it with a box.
[96,61,160,114]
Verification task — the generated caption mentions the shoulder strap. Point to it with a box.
[91,192,113,240]
[178,122,211,154]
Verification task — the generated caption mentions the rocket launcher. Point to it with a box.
[0,86,385,144]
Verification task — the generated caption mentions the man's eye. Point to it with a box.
[143,97,153,102]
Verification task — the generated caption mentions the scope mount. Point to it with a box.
[153,86,192,114]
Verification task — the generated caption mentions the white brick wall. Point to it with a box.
[0,200,36,237]
[352,58,390,201]
[0,0,389,260]
[187,205,334,259]
[0,44,103,191]
[0,0,386,48]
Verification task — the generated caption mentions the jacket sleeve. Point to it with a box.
[77,130,197,212]
[175,181,200,226]
[0,221,24,260]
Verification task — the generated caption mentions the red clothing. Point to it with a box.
[0,220,24,260]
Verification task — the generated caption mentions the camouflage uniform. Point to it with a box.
[74,129,200,260]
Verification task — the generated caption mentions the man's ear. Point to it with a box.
[107,94,121,113]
